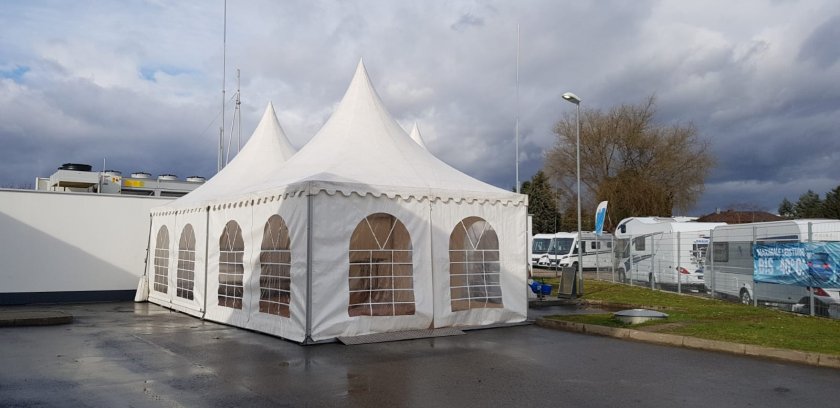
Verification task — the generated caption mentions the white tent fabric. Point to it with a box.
[174,102,297,207]
[240,61,519,202]
[408,122,428,150]
[146,102,297,317]
[144,61,528,343]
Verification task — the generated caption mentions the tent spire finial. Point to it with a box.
[408,122,428,150]
[354,58,368,80]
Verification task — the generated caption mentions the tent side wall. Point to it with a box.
[244,193,308,342]
[309,191,434,342]
[431,198,528,328]
[147,210,207,318]
[148,187,527,343]
[146,215,168,306]
[202,191,308,343]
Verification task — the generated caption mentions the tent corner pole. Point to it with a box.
[428,196,435,329]
[202,206,211,319]
[305,183,314,343]
[137,213,154,303]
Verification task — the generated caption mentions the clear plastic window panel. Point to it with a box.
[153,226,169,293]
[348,213,415,317]
[218,220,245,309]
[176,224,196,300]
[259,215,292,317]
[449,217,503,311]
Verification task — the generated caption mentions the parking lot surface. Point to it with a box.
[1,302,837,407]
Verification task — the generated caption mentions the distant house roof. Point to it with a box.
[696,210,783,224]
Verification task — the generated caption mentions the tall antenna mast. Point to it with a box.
[236,68,241,152]
[515,23,521,194]
[218,0,227,173]
[225,68,241,164]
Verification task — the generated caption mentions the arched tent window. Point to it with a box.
[153,226,169,293]
[259,215,291,317]
[176,224,196,300]
[348,213,415,317]
[449,217,503,311]
[219,220,245,309]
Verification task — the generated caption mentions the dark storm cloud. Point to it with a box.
[1,0,839,217]
[798,15,840,68]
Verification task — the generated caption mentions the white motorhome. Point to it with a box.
[557,232,615,271]
[614,217,725,290]
[531,233,557,267]
[531,233,575,268]
[530,232,613,270]
[706,219,840,314]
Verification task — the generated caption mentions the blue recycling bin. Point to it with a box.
[540,283,552,296]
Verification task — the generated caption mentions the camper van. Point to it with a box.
[531,233,556,267]
[531,233,574,268]
[556,232,614,270]
[705,220,840,314]
[530,232,613,270]
[614,217,725,290]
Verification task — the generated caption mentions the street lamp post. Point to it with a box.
[562,92,582,296]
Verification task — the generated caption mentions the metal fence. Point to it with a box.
[532,222,840,319]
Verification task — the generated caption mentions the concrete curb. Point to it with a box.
[528,298,672,311]
[0,311,73,327]
[536,317,840,370]
[528,299,580,308]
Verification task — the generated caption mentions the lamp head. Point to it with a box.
[562,92,581,105]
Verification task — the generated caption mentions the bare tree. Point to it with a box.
[545,95,714,222]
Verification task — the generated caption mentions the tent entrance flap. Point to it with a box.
[337,328,464,345]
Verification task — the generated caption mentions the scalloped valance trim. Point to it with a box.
[150,182,527,218]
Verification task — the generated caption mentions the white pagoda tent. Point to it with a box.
[143,61,528,343]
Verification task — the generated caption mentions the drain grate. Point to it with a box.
[338,328,465,345]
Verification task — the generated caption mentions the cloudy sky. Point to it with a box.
[2,0,839,215]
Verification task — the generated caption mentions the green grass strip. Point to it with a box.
[541,279,840,355]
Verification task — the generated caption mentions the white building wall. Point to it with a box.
[0,189,172,298]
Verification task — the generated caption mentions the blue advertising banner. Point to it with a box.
[594,201,608,236]
[753,242,840,288]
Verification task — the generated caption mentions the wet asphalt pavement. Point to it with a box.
[1,302,838,407]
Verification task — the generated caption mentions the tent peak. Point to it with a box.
[408,122,428,150]
[349,59,374,92]
[260,101,278,122]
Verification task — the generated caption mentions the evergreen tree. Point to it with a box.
[521,171,561,234]
[823,186,840,220]
[793,190,824,218]
[778,198,795,219]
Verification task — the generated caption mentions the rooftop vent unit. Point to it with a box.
[37,164,203,197]
[50,163,98,191]
[59,163,92,172]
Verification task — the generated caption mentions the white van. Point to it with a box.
[557,232,615,271]
[530,233,576,268]
[614,217,725,290]
[531,233,557,267]
[530,232,613,270]
[706,219,840,314]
